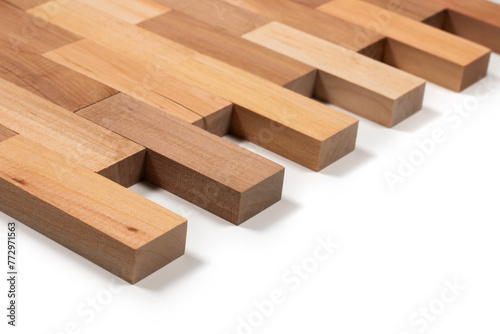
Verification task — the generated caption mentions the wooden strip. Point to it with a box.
[43,39,233,135]
[0,125,16,142]
[0,78,145,187]
[77,94,285,224]
[317,0,491,92]
[32,1,359,171]
[297,0,500,54]
[0,2,117,111]
[81,0,171,24]
[139,10,318,97]
[2,0,51,10]
[0,135,187,284]
[243,22,426,127]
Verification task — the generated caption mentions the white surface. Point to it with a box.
[2,39,500,334]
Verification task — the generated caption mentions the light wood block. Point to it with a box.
[0,135,187,284]
[210,0,387,59]
[82,0,171,24]
[0,78,145,187]
[43,39,233,136]
[317,0,491,91]
[32,0,359,171]
[0,2,117,111]
[243,22,426,127]
[139,10,318,97]
[77,94,285,225]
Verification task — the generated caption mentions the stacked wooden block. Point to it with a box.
[0,0,498,283]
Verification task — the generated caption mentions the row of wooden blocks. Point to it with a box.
[0,0,498,283]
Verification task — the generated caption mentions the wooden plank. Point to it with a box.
[43,39,233,135]
[139,10,318,97]
[296,0,500,54]
[317,0,491,92]
[78,94,285,224]
[0,135,187,284]
[0,78,145,187]
[81,0,171,24]
[204,0,387,59]
[2,0,51,10]
[32,0,359,171]
[0,125,16,142]
[243,22,426,127]
[0,2,117,111]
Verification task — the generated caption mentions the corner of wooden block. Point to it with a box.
[317,120,359,172]
[98,149,146,188]
[459,51,491,92]
[390,81,427,127]
[283,69,318,98]
[203,103,234,137]
[237,167,285,225]
[130,221,188,284]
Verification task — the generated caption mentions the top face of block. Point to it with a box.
[0,135,185,249]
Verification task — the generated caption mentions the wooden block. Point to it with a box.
[81,0,171,24]
[0,125,16,142]
[77,94,285,224]
[0,78,145,187]
[32,0,359,171]
[433,0,500,54]
[243,22,426,127]
[218,0,386,58]
[0,2,117,111]
[139,10,317,97]
[0,135,187,284]
[317,0,491,92]
[154,0,271,36]
[300,0,500,54]
[44,39,233,135]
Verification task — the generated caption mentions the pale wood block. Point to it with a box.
[77,94,285,225]
[243,22,426,127]
[0,78,145,187]
[31,1,359,170]
[0,135,187,284]
[44,39,233,135]
[318,0,491,92]
[82,0,171,24]
[139,10,318,97]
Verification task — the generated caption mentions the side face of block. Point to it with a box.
[0,136,187,284]
[77,94,285,224]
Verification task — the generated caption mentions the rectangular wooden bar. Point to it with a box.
[78,94,285,225]
[139,10,318,97]
[0,78,145,187]
[243,22,426,127]
[0,135,187,284]
[317,0,491,91]
[32,0,359,171]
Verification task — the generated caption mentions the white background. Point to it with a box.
[2,19,500,334]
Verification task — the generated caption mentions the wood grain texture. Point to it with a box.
[31,0,359,171]
[77,94,285,225]
[243,22,426,127]
[139,10,317,97]
[0,2,117,111]
[0,125,16,142]
[219,0,386,58]
[317,0,491,92]
[44,39,233,135]
[82,0,171,24]
[298,0,500,53]
[0,135,187,284]
[0,78,145,187]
